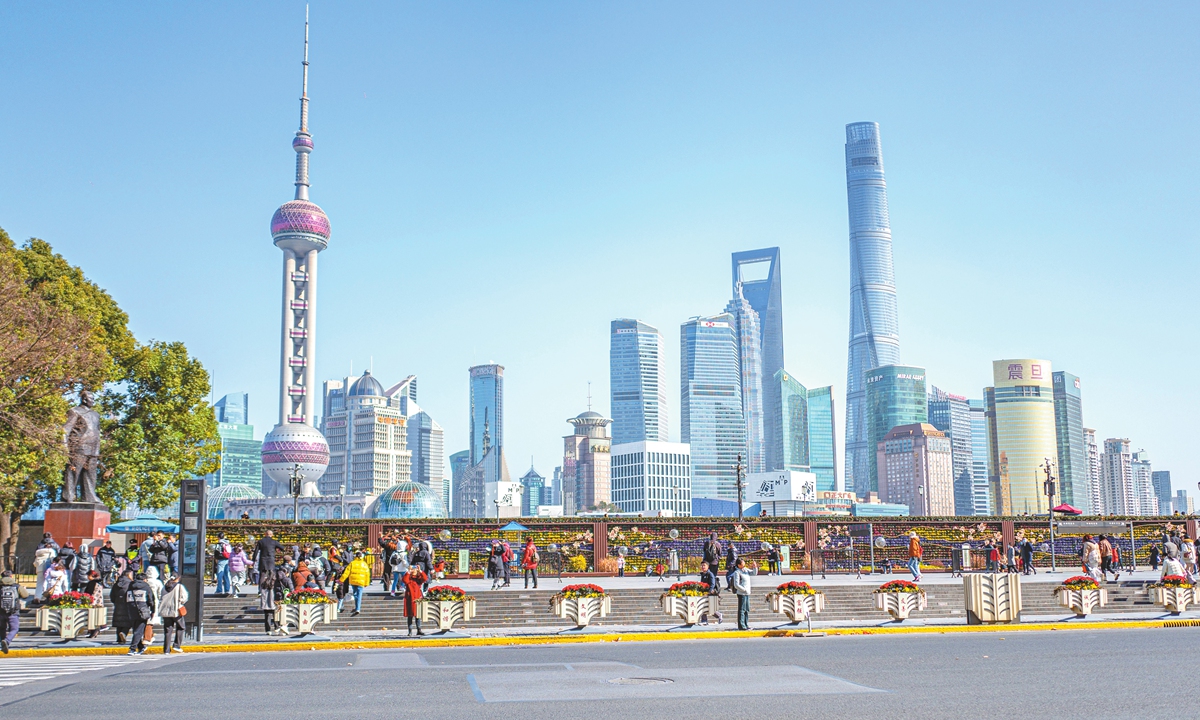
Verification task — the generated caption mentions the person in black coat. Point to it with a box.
[703,533,723,574]
[253,530,284,582]
[111,569,135,644]
[125,572,156,655]
[699,562,720,596]
[96,541,117,585]
[147,532,172,578]
[724,544,740,591]
[410,540,433,591]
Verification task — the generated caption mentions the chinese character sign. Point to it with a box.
[1008,363,1023,380]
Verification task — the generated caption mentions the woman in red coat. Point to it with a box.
[402,566,427,636]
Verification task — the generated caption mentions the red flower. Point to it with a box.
[876,580,922,593]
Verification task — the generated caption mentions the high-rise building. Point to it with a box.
[214,393,249,425]
[767,370,836,492]
[408,411,444,504]
[878,423,955,516]
[968,399,991,515]
[469,364,504,482]
[1084,428,1102,514]
[261,15,330,498]
[1131,450,1156,515]
[732,248,784,471]
[562,410,613,514]
[806,386,837,493]
[1052,371,1089,513]
[1152,471,1173,515]
[843,122,902,496]
[550,466,564,507]
[1172,489,1193,515]
[864,365,927,494]
[681,313,745,505]
[319,371,412,496]
[725,285,765,474]
[1100,438,1133,515]
[449,450,472,518]
[520,466,546,515]
[928,387,974,516]
[610,441,692,516]
[610,319,669,445]
[984,359,1058,515]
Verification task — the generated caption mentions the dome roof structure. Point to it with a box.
[373,481,445,519]
[271,199,330,253]
[349,371,385,397]
[207,483,265,519]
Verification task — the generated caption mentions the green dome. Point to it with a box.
[374,481,444,519]
[208,483,265,519]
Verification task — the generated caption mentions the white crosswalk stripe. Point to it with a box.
[0,655,160,688]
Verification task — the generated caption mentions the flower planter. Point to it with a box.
[1152,586,1197,615]
[874,592,926,622]
[418,598,477,631]
[36,607,107,640]
[767,592,826,623]
[1055,587,1107,617]
[275,603,338,634]
[551,595,611,627]
[661,594,720,626]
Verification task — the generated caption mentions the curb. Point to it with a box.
[0,619,1181,658]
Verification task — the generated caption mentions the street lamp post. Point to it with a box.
[1042,458,1057,572]
[735,453,746,520]
[471,498,478,521]
[288,463,304,525]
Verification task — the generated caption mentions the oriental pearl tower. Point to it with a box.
[261,10,329,497]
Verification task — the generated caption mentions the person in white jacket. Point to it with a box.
[143,566,165,626]
[158,575,189,653]
[732,558,753,631]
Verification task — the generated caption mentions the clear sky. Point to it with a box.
[2,2,1197,503]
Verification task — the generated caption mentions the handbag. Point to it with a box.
[144,625,154,642]
[178,605,188,617]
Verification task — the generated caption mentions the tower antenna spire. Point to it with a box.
[293,5,313,200]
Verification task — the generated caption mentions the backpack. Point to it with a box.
[502,543,513,562]
[220,543,232,560]
[0,584,20,613]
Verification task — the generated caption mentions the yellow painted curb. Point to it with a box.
[0,620,1179,658]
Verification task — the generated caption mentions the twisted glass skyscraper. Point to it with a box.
[843,122,901,496]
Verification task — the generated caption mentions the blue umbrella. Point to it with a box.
[105,514,180,534]
[499,521,529,532]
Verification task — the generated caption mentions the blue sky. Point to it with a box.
[2,2,1197,502]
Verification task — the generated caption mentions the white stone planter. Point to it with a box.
[1152,586,1197,615]
[874,591,926,622]
[767,592,826,623]
[1055,587,1107,617]
[551,595,611,627]
[963,573,1022,624]
[274,603,338,634]
[661,594,720,626]
[36,607,107,640]
[418,598,477,631]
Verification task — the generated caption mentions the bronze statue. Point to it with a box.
[62,389,102,504]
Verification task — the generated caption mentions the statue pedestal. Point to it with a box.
[44,503,110,550]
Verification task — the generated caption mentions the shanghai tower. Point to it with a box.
[843,122,901,496]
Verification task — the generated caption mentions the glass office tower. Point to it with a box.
[968,399,991,515]
[767,371,835,493]
[469,364,504,481]
[725,286,765,473]
[610,319,669,445]
[732,248,785,470]
[864,365,927,493]
[985,359,1058,515]
[928,387,974,516]
[1052,371,1089,513]
[843,122,902,496]
[806,386,837,493]
[681,314,745,504]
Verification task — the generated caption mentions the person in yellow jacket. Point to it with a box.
[339,551,372,616]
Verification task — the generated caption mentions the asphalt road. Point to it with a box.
[1,627,1193,718]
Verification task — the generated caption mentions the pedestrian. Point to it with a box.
[167,534,180,575]
[1004,543,1017,573]
[521,538,539,589]
[703,533,722,574]
[292,561,315,590]
[1081,535,1102,582]
[33,544,56,600]
[43,560,69,599]
[1162,545,1187,580]
[1149,543,1161,571]
[159,574,188,654]
[488,543,505,590]
[126,572,156,655]
[214,534,233,596]
[69,541,94,590]
[379,533,398,591]
[144,565,165,628]
[388,546,409,597]
[402,565,428,636]
[412,538,434,592]
[724,543,740,591]
[0,570,30,654]
[767,545,780,575]
[732,558,752,630]
[339,551,372,616]
[138,534,154,572]
[82,570,108,638]
[500,540,513,587]
[907,532,923,582]
[1183,539,1198,577]
[697,562,724,625]
[147,532,172,579]
[56,543,77,583]
[985,541,999,573]
[228,544,250,597]
[253,530,284,590]
[111,568,135,645]
[617,555,625,577]
[1098,535,1117,582]
[37,532,60,553]
[259,573,280,635]
[96,540,118,586]
[1020,539,1036,575]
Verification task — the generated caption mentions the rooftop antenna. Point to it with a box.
[587,382,592,411]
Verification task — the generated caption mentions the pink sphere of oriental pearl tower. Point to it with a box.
[262,10,329,498]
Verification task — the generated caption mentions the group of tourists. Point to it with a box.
[110,565,189,655]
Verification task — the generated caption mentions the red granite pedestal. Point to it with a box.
[44,502,110,550]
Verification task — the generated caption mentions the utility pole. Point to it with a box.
[735,453,746,520]
[1042,458,1057,572]
[288,463,304,525]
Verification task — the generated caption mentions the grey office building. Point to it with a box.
[732,248,784,471]
[968,399,991,515]
[610,319,669,445]
[1052,371,1089,513]
[928,386,975,516]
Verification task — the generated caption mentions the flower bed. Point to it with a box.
[419,586,477,631]
[1058,575,1100,591]
[1055,577,1107,617]
[766,582,825,624]
[275,592,338,634]
[873,580,926,621]
[36,597,106,640]
[279,588,335,604]
[660,582,718,626]
[1151,575,1196,615]
[1153,575,1195,589]
[662,581,710,597]
[424,585,474,602]
[773,581,819,595]
[550,584,610,627]
[44,591,94,608]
